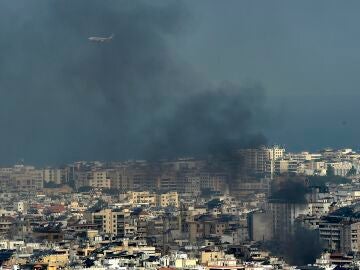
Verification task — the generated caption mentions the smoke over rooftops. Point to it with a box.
[269,178,309,204]
[264,225,323,265]
[0,0,269,164]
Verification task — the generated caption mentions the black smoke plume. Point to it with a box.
[263,225,323,266]
[269,177,308,204]
[0,1,268,164]
[265,178,323,265]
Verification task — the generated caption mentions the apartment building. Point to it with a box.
[43,168,62,184]
[319,218,360,253]
[200,173,228,193]
[158,192,179,208]
[74,170,91,189]
[0,169,11,192]
[328,162,353,177]
[285,152,322,162]
[11,166,43,192]
[266,202,308,240]
[89,171,111,189]
[237,146,285,176]
[107,166,132,191]
[127,191,157,207]
[156,171,178,192]
[88,208,125,237]
[274,158,300,175]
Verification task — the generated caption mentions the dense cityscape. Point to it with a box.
[2,0,360,269]
[0,146,359,269]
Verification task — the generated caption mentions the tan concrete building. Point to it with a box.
[43,168,62,184]
[127,191,179,208]
[11,166,43,192]
[158,192,179,208]
[200,173,228,193]
[40,250,69,269]
[156,171,177,191]
[89,171,111,189]
[201,250,225,265]
[74,170,91,189]
[319,219,360,253]
[107,166,133,191]
[127,191,157,207]
[87,208,125,237]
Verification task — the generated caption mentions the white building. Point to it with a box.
[274,158,300,175]
[328,162,353,177]
[238,145,285,176]
[43,168,62,184]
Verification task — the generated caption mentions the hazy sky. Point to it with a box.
[175,1,360,151]
[1,0,360,164]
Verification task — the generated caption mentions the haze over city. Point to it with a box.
[1,1,360,164]
[1,2,360,270]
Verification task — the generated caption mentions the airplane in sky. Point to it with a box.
[88,34,114,42]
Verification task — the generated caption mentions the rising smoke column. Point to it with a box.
[269,177,308,203]
[264,225,323,266]
[0,0,268,164]
[147,81,267,159]
[265,178,323,265]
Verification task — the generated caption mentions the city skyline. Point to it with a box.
[1,1,360,269]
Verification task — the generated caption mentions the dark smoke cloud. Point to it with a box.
[149,82,267,159]
[265,178,322,265]
[270,178,308,204]
[264,225,323,266]
[0,0,268,164]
